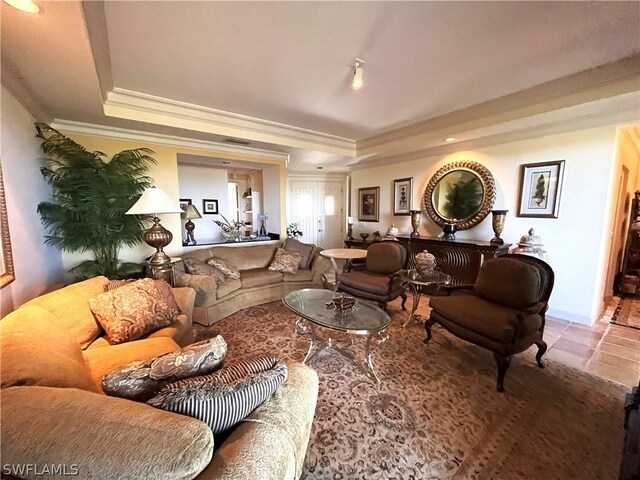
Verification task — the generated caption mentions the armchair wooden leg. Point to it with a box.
[535,340,547,368]
[423,318,436,344]
[378,301,388,311]
[493,353,511,393]
[400,291,407,311]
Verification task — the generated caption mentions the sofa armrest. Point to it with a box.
[1,386,213,480]
[310,252,332,284]
[172,287,196,322]
[195,363,319,480]
[174,271,217,307]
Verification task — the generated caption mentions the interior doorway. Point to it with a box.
[287,177,345,249]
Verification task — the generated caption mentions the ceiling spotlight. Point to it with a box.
[444,137,456,143]
[316,166,323,170]
[4,0,41,13]
[222,160,232,165]
[352,58,365,90]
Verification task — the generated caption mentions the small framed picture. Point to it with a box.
[517,160,565,218]
[179,198,192,211]
[202,199,219,215]
[393,177,413,215]
[358,186,380,222]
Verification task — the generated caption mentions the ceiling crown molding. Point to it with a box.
[50,119,290,163]
[103,88,356,157]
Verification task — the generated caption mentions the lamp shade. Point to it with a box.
[181,204,202,220]
[126,188,182,215]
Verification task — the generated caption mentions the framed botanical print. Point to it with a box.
[358,186,380,222]
[517,160,565,218]
[393,177,413,215]
[202,199,219,215]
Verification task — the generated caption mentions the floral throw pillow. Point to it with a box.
[268,248,302,274]
[206,257,241,280]
[147,356,288,434]
[89,278,180,344]
[102,335,227,401]
[183,258,226,285]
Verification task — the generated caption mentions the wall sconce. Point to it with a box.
[126,188,182,265]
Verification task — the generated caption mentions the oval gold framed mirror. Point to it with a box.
[423,160,496,230]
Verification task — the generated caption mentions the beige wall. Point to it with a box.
[351,125,620,324]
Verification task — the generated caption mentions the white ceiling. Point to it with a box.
[1,1,639,172]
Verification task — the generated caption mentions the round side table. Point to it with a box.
[398,269,452,327]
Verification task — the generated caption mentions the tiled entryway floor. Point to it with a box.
[408,296,640,387]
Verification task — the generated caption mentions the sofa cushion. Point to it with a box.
[146,314,194,347]
[429,294,543,343]
[23,275,107,349]
[0,305,96,392]
[0,386,213,480]
[338,270,392,295]
[148,356,288,434]
[184,258,226,284]
[269,248,302,274]
[283,268,314,283]
[475,258,541,310]
[89,278,180,344]
[207,256,241,280]
[240,268,284,289]
[283,238,315,269]
[217,278,242,299]
[208,244,278,271]
[83,337,180,392]
[103,335,227,402]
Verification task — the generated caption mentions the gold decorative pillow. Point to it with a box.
[268,248,302,274]
[206,257,241,280]
[89,278,180,344]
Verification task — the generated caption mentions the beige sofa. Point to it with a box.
[175,241,330,326]
[0,276,319,480]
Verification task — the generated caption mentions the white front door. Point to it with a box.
[288,178,345,249]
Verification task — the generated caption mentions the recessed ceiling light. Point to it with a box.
[4,0,41,13]
[316,166,323,170]
[352,58,365,90]
[444,137,456,143]
[222,161,232,165]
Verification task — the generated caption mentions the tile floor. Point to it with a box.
[410,296,640,388]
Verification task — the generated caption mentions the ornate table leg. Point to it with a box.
[363,330,388,384]
[403,283,422,328]
[295,317,320,364]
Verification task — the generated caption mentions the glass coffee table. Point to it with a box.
[283,288,390,383]
[398,269,452,327]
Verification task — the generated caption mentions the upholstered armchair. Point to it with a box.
[337,241,408,311]
[426,254,554,392]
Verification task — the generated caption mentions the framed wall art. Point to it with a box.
[393,177,413,215]
[179,198,192,211]
[358,186,380,222]
[517,160,565,218]
[202,199,219,215]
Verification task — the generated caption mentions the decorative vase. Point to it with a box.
[511,228,549,262]
[415,250,436,276]
[490,210,508,245]
[410,210,421,238]
[385,223,399,240]
[442,222,457,240]
[360,232,370,242]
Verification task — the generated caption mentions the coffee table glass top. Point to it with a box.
[283,288,389,334]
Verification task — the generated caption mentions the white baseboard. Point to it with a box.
[547,308,594,325]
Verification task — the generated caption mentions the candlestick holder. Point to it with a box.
[347,222,354,240]
[410,210,421,238]
[490,210,508,245]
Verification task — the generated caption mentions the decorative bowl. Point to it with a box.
[360,233,370,242]
[331,294,357,311]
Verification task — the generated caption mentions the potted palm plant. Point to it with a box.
[36,123,156,279]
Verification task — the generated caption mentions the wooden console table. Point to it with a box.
[397,236,511,285]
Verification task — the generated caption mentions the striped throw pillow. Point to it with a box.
[147,356,288,434]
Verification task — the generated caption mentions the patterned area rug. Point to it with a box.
[196,301,627,480]
[611,296,640,330]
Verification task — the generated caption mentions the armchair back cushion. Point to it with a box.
[0,305,96,392]
[474,257,541,310]
[365,241,408,274]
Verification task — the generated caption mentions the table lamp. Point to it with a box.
[126,187,182,265]
[181,204,202,246]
